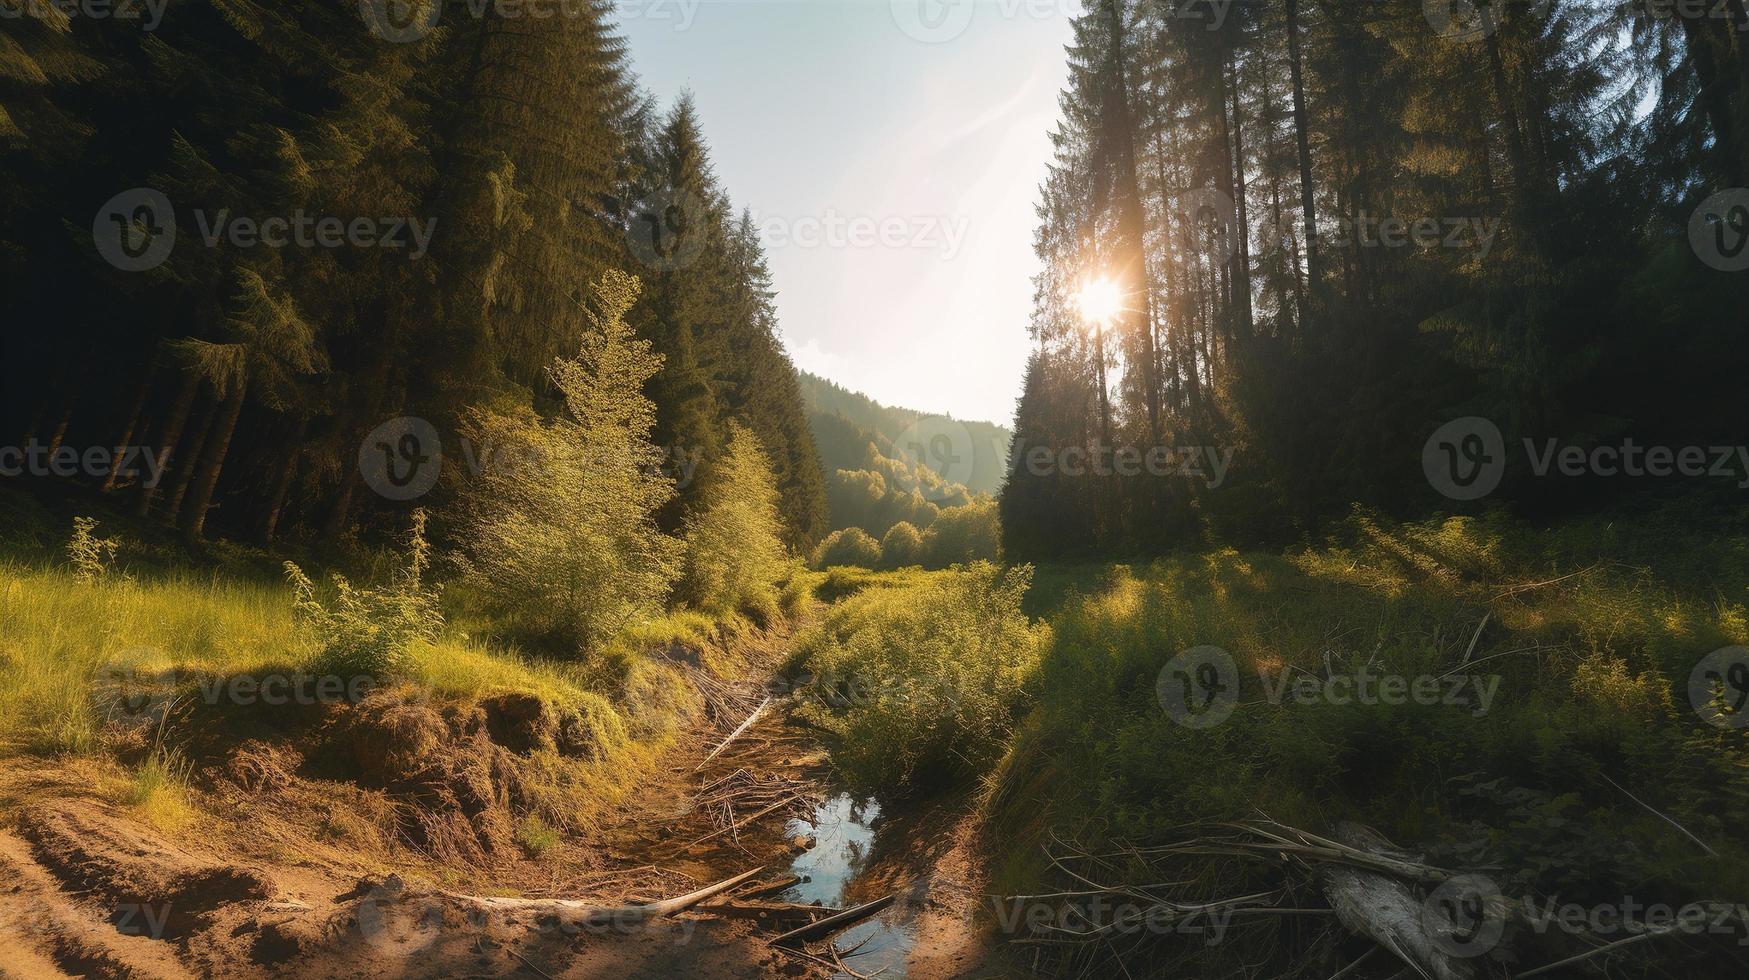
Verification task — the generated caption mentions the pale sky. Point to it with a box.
[617,0,1080,426]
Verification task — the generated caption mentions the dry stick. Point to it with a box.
[1516,928,1672,978]
[508,949,557,980]
[682,793,803,850]
[695,696,771,771]
[768,894,897,947]
[1599,772,1719,857]
[447,865,765,924]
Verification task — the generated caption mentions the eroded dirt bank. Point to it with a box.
[0,631,1007,979]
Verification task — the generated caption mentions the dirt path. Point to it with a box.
[0,658,1007,978]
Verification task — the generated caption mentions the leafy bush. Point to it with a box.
[811,527,882,570]
[921,499,1000,567]
[680,421,789,616]
[878,521,923,568]
[456,270,683,651]
[793,562,1042,796]
[284,510,443,678]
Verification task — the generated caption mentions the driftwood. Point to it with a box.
[768,893,895,947]
[1320,823,1479,980]
[696,696,770,771]
[443,865,764,926]
[733,873,802,900]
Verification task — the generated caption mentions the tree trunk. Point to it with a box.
[261,417,307,543]
[138,372,200,517]
[1227,52,1254,338]
[164,393,217,523]
[182,374,248,541]
[103,350,159,492]
[1284,0,1320,316]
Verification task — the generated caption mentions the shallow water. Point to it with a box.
[783,793,918,977]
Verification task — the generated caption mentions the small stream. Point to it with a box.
[782,793,918,977]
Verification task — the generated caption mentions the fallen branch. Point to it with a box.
[445,865,764,925]
[769,894,896,947]
[696,696,770,771]
[683,793,803,850]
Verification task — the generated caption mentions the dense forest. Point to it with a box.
[1003,0,1749,558]
[4,2,1749,978]
[1,0,827,552]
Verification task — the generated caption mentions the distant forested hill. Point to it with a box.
[798,372,1011,497]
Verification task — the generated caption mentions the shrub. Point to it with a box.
[793,562,1042,796]
[921,500,1000,567]
[680,421,789,616]
[811,527,882,570]
[878,521,923,568]
[284,510,442,678]
[456,270,683,650]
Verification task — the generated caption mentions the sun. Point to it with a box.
[1074,277,1124,325]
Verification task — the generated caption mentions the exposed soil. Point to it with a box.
[0,631,1008,979]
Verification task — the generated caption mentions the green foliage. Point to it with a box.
[457,271,684,652]
[515,813,561,859]
[985,509,1749,964]
[793,563,1043,797]
[66,517,119,585]
[878,521,923,569]
[921,500,1001,567]
[810,527,882,570]
[799,371,1012,497]
[680,421,790,616]
[283,510,442,678]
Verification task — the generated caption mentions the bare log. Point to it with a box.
[1319,824,1478,980]
[768,894,896,947]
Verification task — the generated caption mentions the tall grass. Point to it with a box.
[988,509,1749,921]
